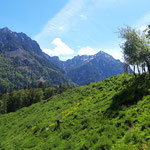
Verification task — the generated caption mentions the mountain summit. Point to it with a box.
[0,27,130,90]
[0,28,70,94]
[50,51,128,85]
[0,27,42,54]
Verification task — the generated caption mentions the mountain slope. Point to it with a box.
[0,74,150,149]
[0,28,70,94]
[50,51,129,85]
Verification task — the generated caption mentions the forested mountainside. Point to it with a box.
[50,51,131,85]
[0,74,150,149]
[0,27,129,92]
[0,27,71,95]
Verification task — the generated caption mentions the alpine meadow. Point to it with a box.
[1,0,150,150]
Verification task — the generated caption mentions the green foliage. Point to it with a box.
[0,83,74,113]
[0,74,150,149]
[0,28,74,96]
[44,87,56,99]
[119,26,150,74]
[0,88,43,113]
[0,53,73,96]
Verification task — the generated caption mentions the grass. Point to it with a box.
[1,74,150,149]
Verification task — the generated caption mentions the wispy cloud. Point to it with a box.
[42,38,74,56]
[34,0,88,48]
[35,0,128,61]
[34,0,123,47]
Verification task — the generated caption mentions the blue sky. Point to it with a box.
[1,0,150,61]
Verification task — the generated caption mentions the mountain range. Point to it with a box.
[0,27,70,94]
[49,52,128,85]
[0,27,129,93]
[1,27,144,149]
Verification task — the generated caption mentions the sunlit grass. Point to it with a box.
[1,74,150,149]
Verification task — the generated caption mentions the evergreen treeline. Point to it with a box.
[0,83,74,114]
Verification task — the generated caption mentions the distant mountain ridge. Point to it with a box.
[0,27,71,94]
[0,27,130,92]
[49,51,128,85]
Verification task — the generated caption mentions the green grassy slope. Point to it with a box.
[0,74,150,149]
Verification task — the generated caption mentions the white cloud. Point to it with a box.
[34,0,88,47]
[33,0,125,49]
[52,38,74,55]
[35,0,127,60]
[42,48,58,56]
[78,46,98,55]
[42,38,74,56]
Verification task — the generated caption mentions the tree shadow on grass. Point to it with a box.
[105,74,150,117]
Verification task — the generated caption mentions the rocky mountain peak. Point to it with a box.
[0,27,42,55]
[0,27,12,33]
[49,50,127,86]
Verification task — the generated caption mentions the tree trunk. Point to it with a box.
[148,64,150,75]
[142,63,146,73]
[133,66,136,77]
[137,64,140,74]
[146,61,150,76]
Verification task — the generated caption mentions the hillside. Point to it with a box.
[50,51,130,85]
[0,27,71,94]
[0,74,150,149]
